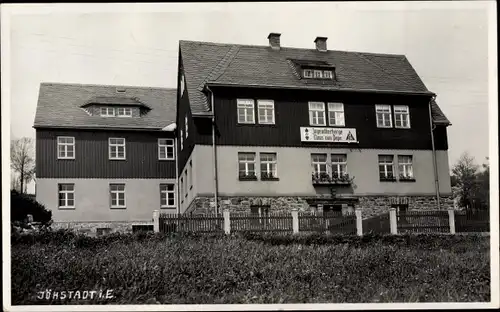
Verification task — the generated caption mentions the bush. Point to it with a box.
[10,190,52,225]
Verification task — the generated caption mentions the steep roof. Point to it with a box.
[180,40,450,125]
[33,83,177,130]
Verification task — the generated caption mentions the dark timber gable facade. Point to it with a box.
[34,83,178,233]
[176,33,453,218]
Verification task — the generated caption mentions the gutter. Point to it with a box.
[205,86,219,214]
[428,95,441,210]
[175,135,180,214]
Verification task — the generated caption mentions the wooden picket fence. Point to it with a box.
[396,210,451,234]
[298,212,357,234]
[455,209,490,233]
[159,213,224,234]
[362,212,391,234]
[231,213,293,233]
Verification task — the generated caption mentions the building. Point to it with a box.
[176,33,453,218]
[33,83,178,232]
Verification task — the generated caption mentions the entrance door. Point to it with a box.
[323,204,342,216]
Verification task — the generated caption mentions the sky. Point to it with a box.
[2,2,496,194]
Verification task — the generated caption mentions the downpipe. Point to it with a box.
[207,86,219,214]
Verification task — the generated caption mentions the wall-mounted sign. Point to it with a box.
[300,127,358,143]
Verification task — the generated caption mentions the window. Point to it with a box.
[185,115,189,138]
[260,153,277,179]
[308,102,326,126]
[398,155,414,179]
[303,69,313,78]
[258,100,275,124]
[184,171,188,197]
[160,184,175,208]
[238,152,256,179]
[181,130,185,149]
[331,154,347,178]
[110,184,126,208]
[323,70,333,79]
[180,177,184,202]
[378,155,395,180]
[180,73,185,96]
[57,136,75,159]
[311,154,328,175]
[158,139,174,160]
[117,107,132,117]
[100,107,115,117]
[189,161,193,188]
[375,105,392,128]
[58,184,75,209]
[314,70,323,78]
[328,103,345,126]
[237,99,255,124]
[109,138,126,160]
[394,105,411,128]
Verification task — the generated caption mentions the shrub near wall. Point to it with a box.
[11,190,52,224]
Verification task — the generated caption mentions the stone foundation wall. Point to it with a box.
[186,195,454,219]
[50,221,154,236]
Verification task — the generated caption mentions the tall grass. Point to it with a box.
[11,232,490,304]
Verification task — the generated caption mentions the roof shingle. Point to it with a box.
[33,83,176,130]
[180,40,450,126]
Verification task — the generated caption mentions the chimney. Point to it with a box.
[268,33,281,50]
[314,36,328,52]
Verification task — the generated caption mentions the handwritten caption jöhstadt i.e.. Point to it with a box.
[37,289,114,301]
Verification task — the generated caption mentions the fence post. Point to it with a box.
[448,208,456,234]
[153,210,160,233]
[389,208,398,235]
[223,208,231,235]
[355,208,363,236]
[291,207,299,234]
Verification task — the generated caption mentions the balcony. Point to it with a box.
[312,173,353,186]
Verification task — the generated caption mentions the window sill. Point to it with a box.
[109,158,127,161]
[57,158,75,160]
[58,207,75,210]
[376,126,393,129]
[399,178,416,182]
[261,177,280,181]
[110,207,127,209]
[161,206,176,210]
[159,158,175,161]
[379,178,397,182]
[239,176,258,181]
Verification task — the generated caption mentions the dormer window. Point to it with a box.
[323,71,333,79]
[314,70,323,78]
[301,68,335,80]
[101,107,115,117]
[303,69,313,78]
[117,107,132,117]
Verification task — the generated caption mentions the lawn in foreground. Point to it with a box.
[11,233,490,304]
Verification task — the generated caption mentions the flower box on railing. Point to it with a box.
[239,173,258,181]
[398,176,416,182]
[379,173,397,182]
[312,173,353,185]
[261,172,279,181]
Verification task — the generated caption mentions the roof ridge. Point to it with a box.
[197,45,240,91]
[180,40,407,58]
[40,82,176,91]
[353,52,415,89]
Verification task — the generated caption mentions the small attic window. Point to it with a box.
[302,69,334,80]
[101,107,115,117]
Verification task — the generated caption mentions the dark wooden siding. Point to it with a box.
[194,87,448,150]
[36,129,176,179]
[177,60,197,175]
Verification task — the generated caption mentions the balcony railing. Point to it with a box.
[311,173,353,185]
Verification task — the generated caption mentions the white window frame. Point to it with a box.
[58,184,75,209]
[57,136,75,159]
[100,107,115,117]
[394,105,411,129]
[158,138,174,160]
[117,107,132,117]
[331,154,347,178]
[180,130,184,150]
[311,154,328,175]
[237,99,255,124]
[303,69,313,78]
[108,138,126,160]
[314,70,323,78]
[308,102,326,126]
[160,184,176,208]
[180,73,185,96]
[375,104,393,128]
[238,152,256,177]
[328,102,345,126]
[185,115,189,138]
[110,184,126,208]
[378,155,395,179]
[323,70,333,79]
[260,153,277,178]
[257,100,275,124]
[398,155,414,179]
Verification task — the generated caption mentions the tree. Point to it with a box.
[475,157,490,209]
[451,152,480,210]
[10,137,36,194]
